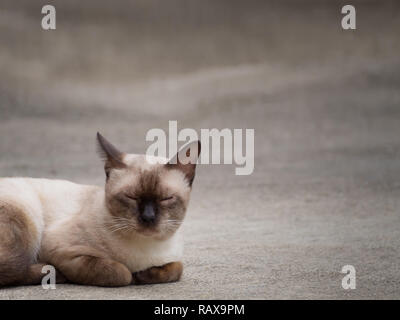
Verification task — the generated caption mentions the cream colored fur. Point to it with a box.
[0,160,185,273]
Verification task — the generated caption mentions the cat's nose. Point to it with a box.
[141,203,156,223]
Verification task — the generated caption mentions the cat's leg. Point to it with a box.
[49,246,132,287]
[0,202,40,287]
[132,261,183,285]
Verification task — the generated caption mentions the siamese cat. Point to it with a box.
[0,133,200,287]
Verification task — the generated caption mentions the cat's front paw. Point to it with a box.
[132,261,183,285]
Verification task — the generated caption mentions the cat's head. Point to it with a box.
[96,132,200,240]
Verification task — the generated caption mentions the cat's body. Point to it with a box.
[0,134,200,287]
[0,177,183,273]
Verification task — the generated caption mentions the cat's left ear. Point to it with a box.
[167,140,201,187]
[96,132,126,179]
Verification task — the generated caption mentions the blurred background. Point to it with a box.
[0,0,400,299]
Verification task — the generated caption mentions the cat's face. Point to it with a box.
[97,133,200,240]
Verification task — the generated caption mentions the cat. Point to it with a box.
[0,133,200,287]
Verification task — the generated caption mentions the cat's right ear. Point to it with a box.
[166,140,201,187]
[96,132,126,179]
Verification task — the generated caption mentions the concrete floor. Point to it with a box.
[0,0,400,299]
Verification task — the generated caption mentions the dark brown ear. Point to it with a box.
[96,132,126,179]
[166,140,201,186]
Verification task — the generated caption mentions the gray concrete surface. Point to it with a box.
[0,0,400,299]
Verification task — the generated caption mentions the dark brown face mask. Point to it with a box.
[97,132,201,238]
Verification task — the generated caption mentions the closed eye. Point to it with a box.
[125,194,138,201]
[160,196,174,202]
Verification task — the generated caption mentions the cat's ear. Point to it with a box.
[96,132,126,179]
[166,140,201,186]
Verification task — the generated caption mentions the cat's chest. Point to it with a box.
[110,231,184,272]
